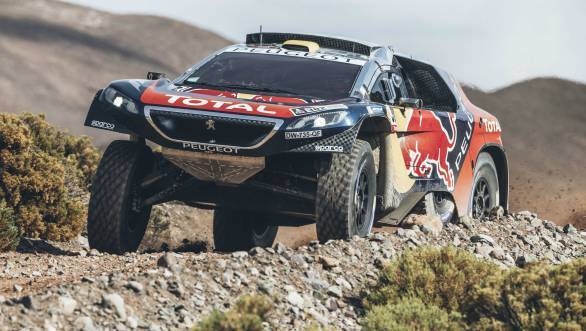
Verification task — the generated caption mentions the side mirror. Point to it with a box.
[147,72,167,80]
[399,97,423,109]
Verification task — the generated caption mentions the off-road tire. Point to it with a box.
[316,139,376,242]
[88,140,154,254]
[470,152,499,218]
[213,210,278,252]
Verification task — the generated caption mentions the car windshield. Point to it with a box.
[182,52,362,101]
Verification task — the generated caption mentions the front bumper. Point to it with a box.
[85,95,362,157]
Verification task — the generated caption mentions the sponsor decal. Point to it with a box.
[165,94,277,115]
[141,84,296,118]
[172,86,312,105]
[454,110,474,171]
[182,142,239,154]
[315,145,344,152]
[404,108,474,191]
[481,118,501,133]
[290,104,348,116]
[91,120,115,130]
[225,47,367,66]
[284,130,322,140]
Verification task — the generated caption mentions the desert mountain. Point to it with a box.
[464,79,586,226]
[0,0,583,226]
[0,0,231,146]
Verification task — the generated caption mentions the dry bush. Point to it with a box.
[363,247,586,330]
[0,201,20,251]
[0,113,99,244]
[470,258,586,330]
[193,295,272,331]
[363,298,463,331]
[18,113,99,185]
[364,246,498,312]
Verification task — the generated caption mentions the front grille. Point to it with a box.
[149,110,275,147]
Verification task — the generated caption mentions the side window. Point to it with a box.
[395,56,458,112]
[369,73,393,104]
[388,70,407,104]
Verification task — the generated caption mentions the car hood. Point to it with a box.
[139,80,353,119]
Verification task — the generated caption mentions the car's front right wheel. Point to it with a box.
[87,140,154,254]
[315,139,377,242]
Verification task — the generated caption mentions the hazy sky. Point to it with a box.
[64,0,586,90]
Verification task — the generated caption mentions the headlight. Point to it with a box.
[102,87,138,114]
[286,111,349,130]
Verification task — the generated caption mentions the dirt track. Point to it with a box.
[0,213,397,300]
[1,211,584,330]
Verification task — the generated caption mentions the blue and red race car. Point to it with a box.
[85,32,508,253]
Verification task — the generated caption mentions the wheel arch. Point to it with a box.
[477,144,509,211]
[356,115,392,148]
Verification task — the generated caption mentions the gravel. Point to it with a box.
[0,209,584,330]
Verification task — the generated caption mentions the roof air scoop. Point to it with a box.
[282,40,320,53]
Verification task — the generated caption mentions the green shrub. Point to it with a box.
[470,259,586,330]
[364,246,498,313]
[363,247,586,331]
[0,201,20,251]
[194,295,272,331]
[18,113,99,185]
[0,113,99,243]
[363,298,463,331]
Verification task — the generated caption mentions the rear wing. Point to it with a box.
[246,32,379,56]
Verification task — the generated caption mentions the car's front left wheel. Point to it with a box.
[315,139,377,242]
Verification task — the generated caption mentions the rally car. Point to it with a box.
[85,32,508,253]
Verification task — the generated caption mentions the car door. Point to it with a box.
[392,58,461,191]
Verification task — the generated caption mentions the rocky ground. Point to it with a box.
[0,209,584,331]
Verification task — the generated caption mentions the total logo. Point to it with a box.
[182,142,239,154]
[166,94,277,115]
[481,118,502,133]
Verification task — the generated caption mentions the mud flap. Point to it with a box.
[84,91,132,134]
[376,191,427,226]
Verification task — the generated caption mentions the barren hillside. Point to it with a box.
[464,79,586,226]
[0,0,231,147]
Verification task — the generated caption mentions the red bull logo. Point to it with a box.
[404,111,459,190]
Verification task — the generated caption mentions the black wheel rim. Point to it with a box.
[472,178,491,218]
[353,165,370,233]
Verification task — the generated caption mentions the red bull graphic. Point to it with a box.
[400,107,474,191]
